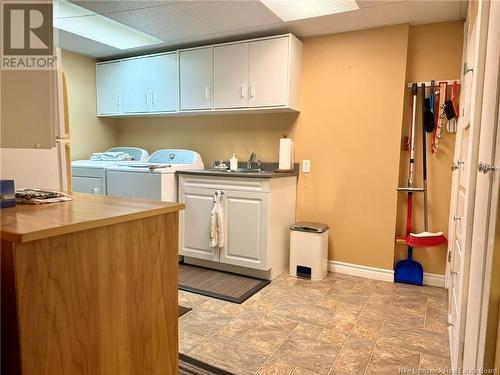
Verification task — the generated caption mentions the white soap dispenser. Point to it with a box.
[230,153,238,171]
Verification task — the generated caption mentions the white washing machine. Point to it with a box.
[71,147,149,195]
[106,149,204,202]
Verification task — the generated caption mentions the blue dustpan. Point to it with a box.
[394,248,423,286]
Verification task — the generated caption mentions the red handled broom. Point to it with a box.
[406,83,448,248]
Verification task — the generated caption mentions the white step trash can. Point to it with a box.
[289,222,329,281]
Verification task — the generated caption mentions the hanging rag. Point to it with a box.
[209,191,224,248]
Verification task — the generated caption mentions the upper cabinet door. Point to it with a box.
[179,47,212,111]
[148,53,178,113]
[248,37,289,107]
[213,43,249,109]
[96,61,122,115]
[121,58,149,113]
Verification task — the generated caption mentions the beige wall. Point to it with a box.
[63,21,463,273]
[61,50,119,160]
[290,24,409,269]
[117,113,296,164]
[395,21,464,274]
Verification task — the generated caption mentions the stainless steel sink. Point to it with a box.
[208,168,263,174]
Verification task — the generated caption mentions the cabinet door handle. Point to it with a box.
[116,95,120,108]
[150,92,154,107]
[144,93,148,105]
[249,83,255,98]
[240,83,246,98]
[205,86,211,100]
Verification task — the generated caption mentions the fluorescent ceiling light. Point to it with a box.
[53,0,163,50]
[260,0,359,21]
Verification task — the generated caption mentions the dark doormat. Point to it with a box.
[179,305,192,318]
[179,353,234,374]
[178,263,270,304]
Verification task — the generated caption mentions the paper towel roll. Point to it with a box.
[279,137,294,170]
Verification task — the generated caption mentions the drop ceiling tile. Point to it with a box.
[103,4,217,43]
[356,0,407,9]
[69,0,166,15]
[289,9,369,37]
[171,0,283,33]
[364,1,411,27]
[407,0,461,24]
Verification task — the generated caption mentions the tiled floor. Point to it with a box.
[178,272,450,375]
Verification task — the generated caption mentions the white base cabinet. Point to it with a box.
[179,175,297,278]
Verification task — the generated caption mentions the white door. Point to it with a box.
[447,1,490,370]
[179,187,219,261]
[122,58,149,113]
[219,190,268,270]
[248,37,289,107]
[179,47,212,111]
[96,61,122,115]
[463,0,500,369]
[148,53,178,113]
[213,43,249,109]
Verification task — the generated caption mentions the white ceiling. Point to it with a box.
[56,0,467,59]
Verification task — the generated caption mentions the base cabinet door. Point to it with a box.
[219,190,268,270]
[179,187,219,261]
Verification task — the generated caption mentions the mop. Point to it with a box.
[406,83,448,248]
[395,83,424,285]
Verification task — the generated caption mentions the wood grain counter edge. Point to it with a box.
[1,193,185,243]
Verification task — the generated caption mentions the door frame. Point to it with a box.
[446,0,491,371]
[463,0,500,363]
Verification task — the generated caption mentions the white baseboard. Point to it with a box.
[327,260,445,288]
[328,261,394,282]
[422,272,446,288]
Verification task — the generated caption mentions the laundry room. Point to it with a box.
[1,1,499,374]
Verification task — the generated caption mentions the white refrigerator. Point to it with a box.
[0,49,71,191]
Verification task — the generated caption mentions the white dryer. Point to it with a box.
[106,149,204,202]
[71,147,149,195]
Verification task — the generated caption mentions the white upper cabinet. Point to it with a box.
[214,43,249,109]
[96,34,302,116]
[122,58,149,113]
[179,47,212,111]
[248,37,289,107]
[121,53,178,114]
[148,53,177,113]
[96,61,122,115]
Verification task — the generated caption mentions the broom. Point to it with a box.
[407,83,448,248]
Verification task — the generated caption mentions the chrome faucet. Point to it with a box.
[247,152,257,170]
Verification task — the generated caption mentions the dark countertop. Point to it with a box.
[177,162,299,179]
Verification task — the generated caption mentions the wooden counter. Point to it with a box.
[1,193,184,374]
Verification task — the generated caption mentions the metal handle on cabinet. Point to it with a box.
[451,160,464,171]
[241,83,246,98]
[451,271,459,276]
[453,215,462,222]
[144,93,148,105]
[249,83,255,98]
[116,95,120,108]
[447,321,454,327]
[205,86,211,100]
[150,92,154,107]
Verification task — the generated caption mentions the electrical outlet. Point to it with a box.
[302,160,311,173]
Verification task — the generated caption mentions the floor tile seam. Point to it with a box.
[253,320,303,374]
[362,320,386,375]
[423,295,430,330]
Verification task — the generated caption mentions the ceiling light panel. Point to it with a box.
[53,0,163,50]
[260,0,359,21]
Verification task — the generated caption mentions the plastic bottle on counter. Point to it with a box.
[230,153,238,171]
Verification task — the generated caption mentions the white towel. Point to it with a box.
[209,191,224,248]
[90,152,133,161]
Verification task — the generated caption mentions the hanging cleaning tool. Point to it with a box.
[407,83,448,248]
[395,83,424,286]
[432,82,448,153]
